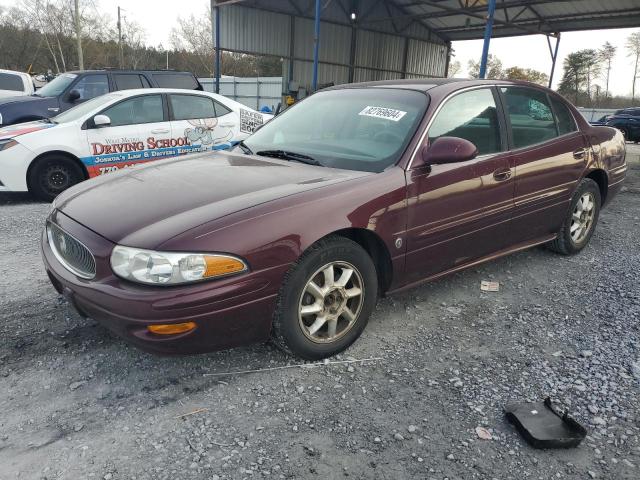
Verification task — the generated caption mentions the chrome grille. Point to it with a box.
[47,222,96,279]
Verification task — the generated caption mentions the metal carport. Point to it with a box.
[210,1,640,93]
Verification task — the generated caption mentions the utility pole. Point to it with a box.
[74,0,84,70]
[117,6,123,68]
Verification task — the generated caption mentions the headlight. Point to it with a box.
[110,246,248,285]
[0,139,18,152]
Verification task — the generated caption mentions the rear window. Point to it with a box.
[152,73,198,89]
[0,73,24,91]
[170,94,215,120]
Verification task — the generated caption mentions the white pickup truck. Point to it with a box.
[0,69,35,99]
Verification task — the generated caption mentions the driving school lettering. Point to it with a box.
[91,136,189,155]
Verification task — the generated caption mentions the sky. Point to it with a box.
[2,0,638,97]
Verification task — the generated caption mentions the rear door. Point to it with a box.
[168,93,238,153]
[113,73,150,91]
[405,86,515,283]
[83,93,173,177]
[499,86,587,243]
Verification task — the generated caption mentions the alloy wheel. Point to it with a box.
[570,192,595,244]
[298,261,364,343]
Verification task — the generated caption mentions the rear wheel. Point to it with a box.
[548,178,601,255]
[29,155,85,202]
[271,236,378,360]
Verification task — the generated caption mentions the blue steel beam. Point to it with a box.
[478,0,497,79]
[312,0,321,90]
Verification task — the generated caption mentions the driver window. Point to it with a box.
[72,74,109,101]
[428,88,502,156]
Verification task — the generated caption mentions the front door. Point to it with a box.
[499,87,588,242]
[61,73,109,112]
[405,87,515,284]
[83,93,173,178]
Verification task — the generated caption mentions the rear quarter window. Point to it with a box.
[152,73,198,89]
[0,73,24,91]
[550,98,577,135]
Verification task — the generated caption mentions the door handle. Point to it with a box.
[219,122,234,128]
[151,129,170,134]
[493,168,512,182]
[573,148,586,160]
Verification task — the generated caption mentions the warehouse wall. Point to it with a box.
[217,4,448,92]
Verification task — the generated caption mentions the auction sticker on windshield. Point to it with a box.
[359,106,407,122]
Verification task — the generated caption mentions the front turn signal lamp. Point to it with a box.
[110,245,248,285]
[148,322,197,335]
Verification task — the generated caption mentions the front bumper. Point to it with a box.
[0,142,33,192]
[42,210,284,355]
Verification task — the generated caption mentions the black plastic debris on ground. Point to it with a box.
[505,397,587,449]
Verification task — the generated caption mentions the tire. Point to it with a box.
[548,178,601,255]
[271,235,378,360]
[29,155,85,202]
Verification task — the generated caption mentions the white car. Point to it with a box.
[0,89,272,200]
[0,69,35,98]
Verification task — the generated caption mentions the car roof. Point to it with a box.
[0,68,30,77]
[325,77,549,93]
[64,69,195,74]
[101,88,226,100]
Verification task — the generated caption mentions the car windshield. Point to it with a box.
[36,73,77,97]
[243,88,428,172]
[52,93,122,123]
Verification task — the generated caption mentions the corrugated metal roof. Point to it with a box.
[388,0,640,41]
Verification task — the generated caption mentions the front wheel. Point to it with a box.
[29,155,85,202]
[271,236,378,360]
[548,178,601,255]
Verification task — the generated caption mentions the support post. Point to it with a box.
[401,36,409,79]
[348,24,357,83]
[478,0,497,79]
[548,33,561,89]
[288,15,295,87]
[215,5,221,94]
[312,0,321,91]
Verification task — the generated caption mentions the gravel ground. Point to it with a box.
[1,146,639,480]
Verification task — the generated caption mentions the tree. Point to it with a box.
[626,31,640,100]
[581,49,602,99]
[468,54,502,79]
[558,49,602,105]
[447,59,461,77]
[503,66,548,85]
[170,9,216,77]
[599,41,616,97]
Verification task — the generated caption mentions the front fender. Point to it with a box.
[157,167,408,283]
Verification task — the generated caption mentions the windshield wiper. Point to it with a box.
[237,140,253,155]
[256,150,322,166]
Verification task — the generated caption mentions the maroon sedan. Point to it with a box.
[42,79,627,359]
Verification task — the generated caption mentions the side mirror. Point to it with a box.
[68,89,81,102]
[93,114,111,127]
[420,136,478,166]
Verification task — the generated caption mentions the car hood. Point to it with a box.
[56,151,370,248]
[0,120,57,141]
[0,94,49,107]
